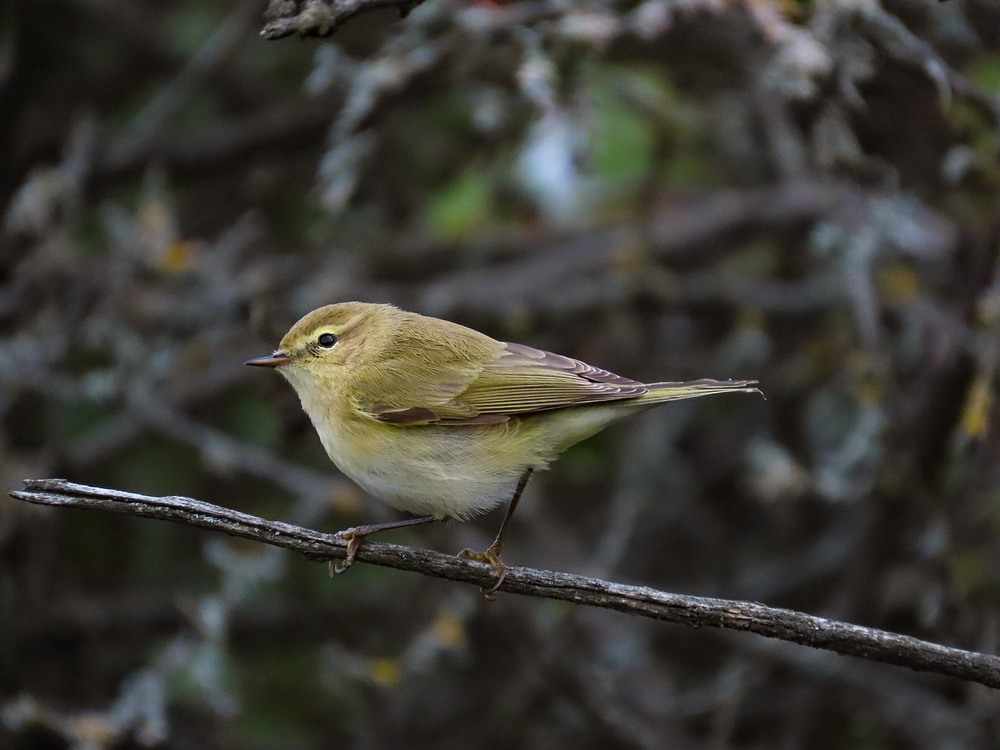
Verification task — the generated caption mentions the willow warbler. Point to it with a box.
[247,302,759,590]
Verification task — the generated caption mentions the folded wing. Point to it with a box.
[362,341,649,425]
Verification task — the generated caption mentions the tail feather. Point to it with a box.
[640,378,762,403]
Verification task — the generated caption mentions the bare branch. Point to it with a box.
[10,479,1000,690]
[261,0,426,40]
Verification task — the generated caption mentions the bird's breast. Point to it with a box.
[304,398,528,520]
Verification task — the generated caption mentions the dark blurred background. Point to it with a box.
[3,0,1000,747]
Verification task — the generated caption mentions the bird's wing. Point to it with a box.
[361,341,647,426]
[456,342,648,416]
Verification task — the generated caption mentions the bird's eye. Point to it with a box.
[317,333,337,348]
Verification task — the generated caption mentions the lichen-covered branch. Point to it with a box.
[10,478,1000,690]
[261,0,426,39]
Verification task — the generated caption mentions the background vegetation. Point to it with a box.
[3,0,1000,747]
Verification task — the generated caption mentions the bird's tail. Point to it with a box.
[639,379,761,404]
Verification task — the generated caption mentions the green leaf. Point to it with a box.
[426,167,494,243]
[969,55,1000,94]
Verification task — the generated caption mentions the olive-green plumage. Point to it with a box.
[247,302,759,525]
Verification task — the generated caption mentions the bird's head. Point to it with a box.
[245,302,398,388]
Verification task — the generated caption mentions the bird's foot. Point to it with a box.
[458,543,507,599]
[327,515,439,575]
[330,528,366,575]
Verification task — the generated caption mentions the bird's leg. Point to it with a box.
[459,467,534,597]
[331,515,438,574]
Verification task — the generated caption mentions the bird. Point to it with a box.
[246,302,759,592]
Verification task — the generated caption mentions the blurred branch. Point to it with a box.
[852,4,1000,128]
[261,0,426,40]
[97,99,338,182]
[11,479,1000,690]
[414,179,850,317]
[64,0,265,106]
[126,0,262,147]
[136,400,353,505]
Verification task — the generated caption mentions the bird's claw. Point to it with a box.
[458,545,507,599]
[329,528,365,576]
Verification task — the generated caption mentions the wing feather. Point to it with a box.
[361,339,648,425]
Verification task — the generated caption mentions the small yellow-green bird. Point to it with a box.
[247,302,759,590]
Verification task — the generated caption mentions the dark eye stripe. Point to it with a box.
[318,333,337,348]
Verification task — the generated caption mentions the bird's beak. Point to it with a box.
[244,351,290,368]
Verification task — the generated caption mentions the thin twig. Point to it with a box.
[9,478,1000,690]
